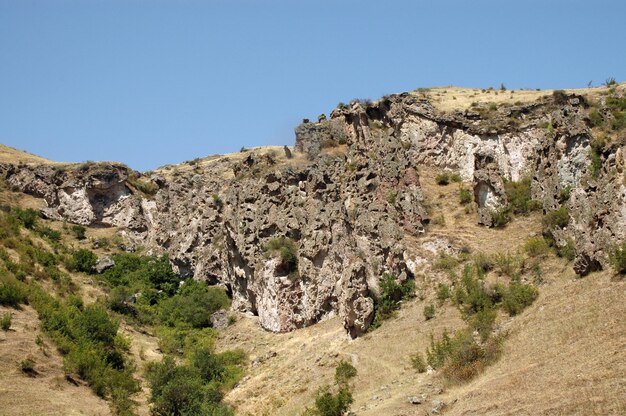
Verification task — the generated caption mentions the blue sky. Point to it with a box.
[1,0,625,171]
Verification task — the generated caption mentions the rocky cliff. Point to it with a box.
[4,86,625,336]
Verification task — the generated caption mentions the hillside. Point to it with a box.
[0,84,625,415]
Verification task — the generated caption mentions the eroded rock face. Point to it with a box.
[4,90,625,335]
[4,163,147,230]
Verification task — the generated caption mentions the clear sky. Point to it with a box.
[1,0,625,171]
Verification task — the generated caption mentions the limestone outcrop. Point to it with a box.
[3,88,625,335]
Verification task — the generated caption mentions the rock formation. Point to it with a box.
[3,88,625,335]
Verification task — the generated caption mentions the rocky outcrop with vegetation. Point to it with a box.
[3,86,625,336]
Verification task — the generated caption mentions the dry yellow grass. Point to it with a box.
[410,83,625,114]
[152,145,309,180]
[0,144,62,165]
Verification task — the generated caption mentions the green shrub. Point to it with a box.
[13,208,39,229]
[264,237,298,275]
[0,212,21,239]
[502,281,538,316]
[588,109,604,127]
[70,249,97,274]
[192,349,226,383]
[442,331,503,384]
[425,330,452,369]
[557,239,576,261]
[454,269,493,315]
[29,287,140,407]
[147,357,225,416]
[0,275,28,307]
[470,308,497,341]
[34,248,58,267]
[71,225,87,240]
[386,190,397,204]
[146,353,238,416]
[589,146,602,178]
[211,194,222,206]
[522,237,550,257]
[100,253,144,287]
[36,226,62,242]
[71,304,119,344]
[490,208,510,228]
[450,173,462,183]
[1,312,11,330]
[436,283,451,303]
[145,255,180,296]
[433,253,459,271]
[459,187,472,205]
[107,286,136,316]
[503,177,539,215]
[610,112,626,130]
[542,207,569,229]
[158,280,229,329]
[335,360,357,385]
[423,304,436,320]
[371,274,414,328]
[435,173,450,186]
[128,176,158,196]
[426,329,503,383]
[558,186,572,203]
[19,358,35,375]
[472,253,493,275]
[553,90,568,103]
[410,352,427,373]
[609,242,626,274]
[492,252,522,277]
[313,385,353,416]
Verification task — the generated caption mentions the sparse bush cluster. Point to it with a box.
[146,350,243,416]
[128,175,159,196]
[414,246,539,382]
[1,312,11,330]
[69,249,97,273]
[609,242,626,274]
[588,137,605,178]
[423,304,436,320]
[587,93,626,132]
[542,206,569,230]
[307,361,356,416]
[264,236,298,277]
[489,177,541,228]
[370,273,415,329]
[0,273,28,307]
[503,177,541,215]
[459,187,472,205]
[522,237,550,257]
[71,224,87,240]
[426,329,504,383]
